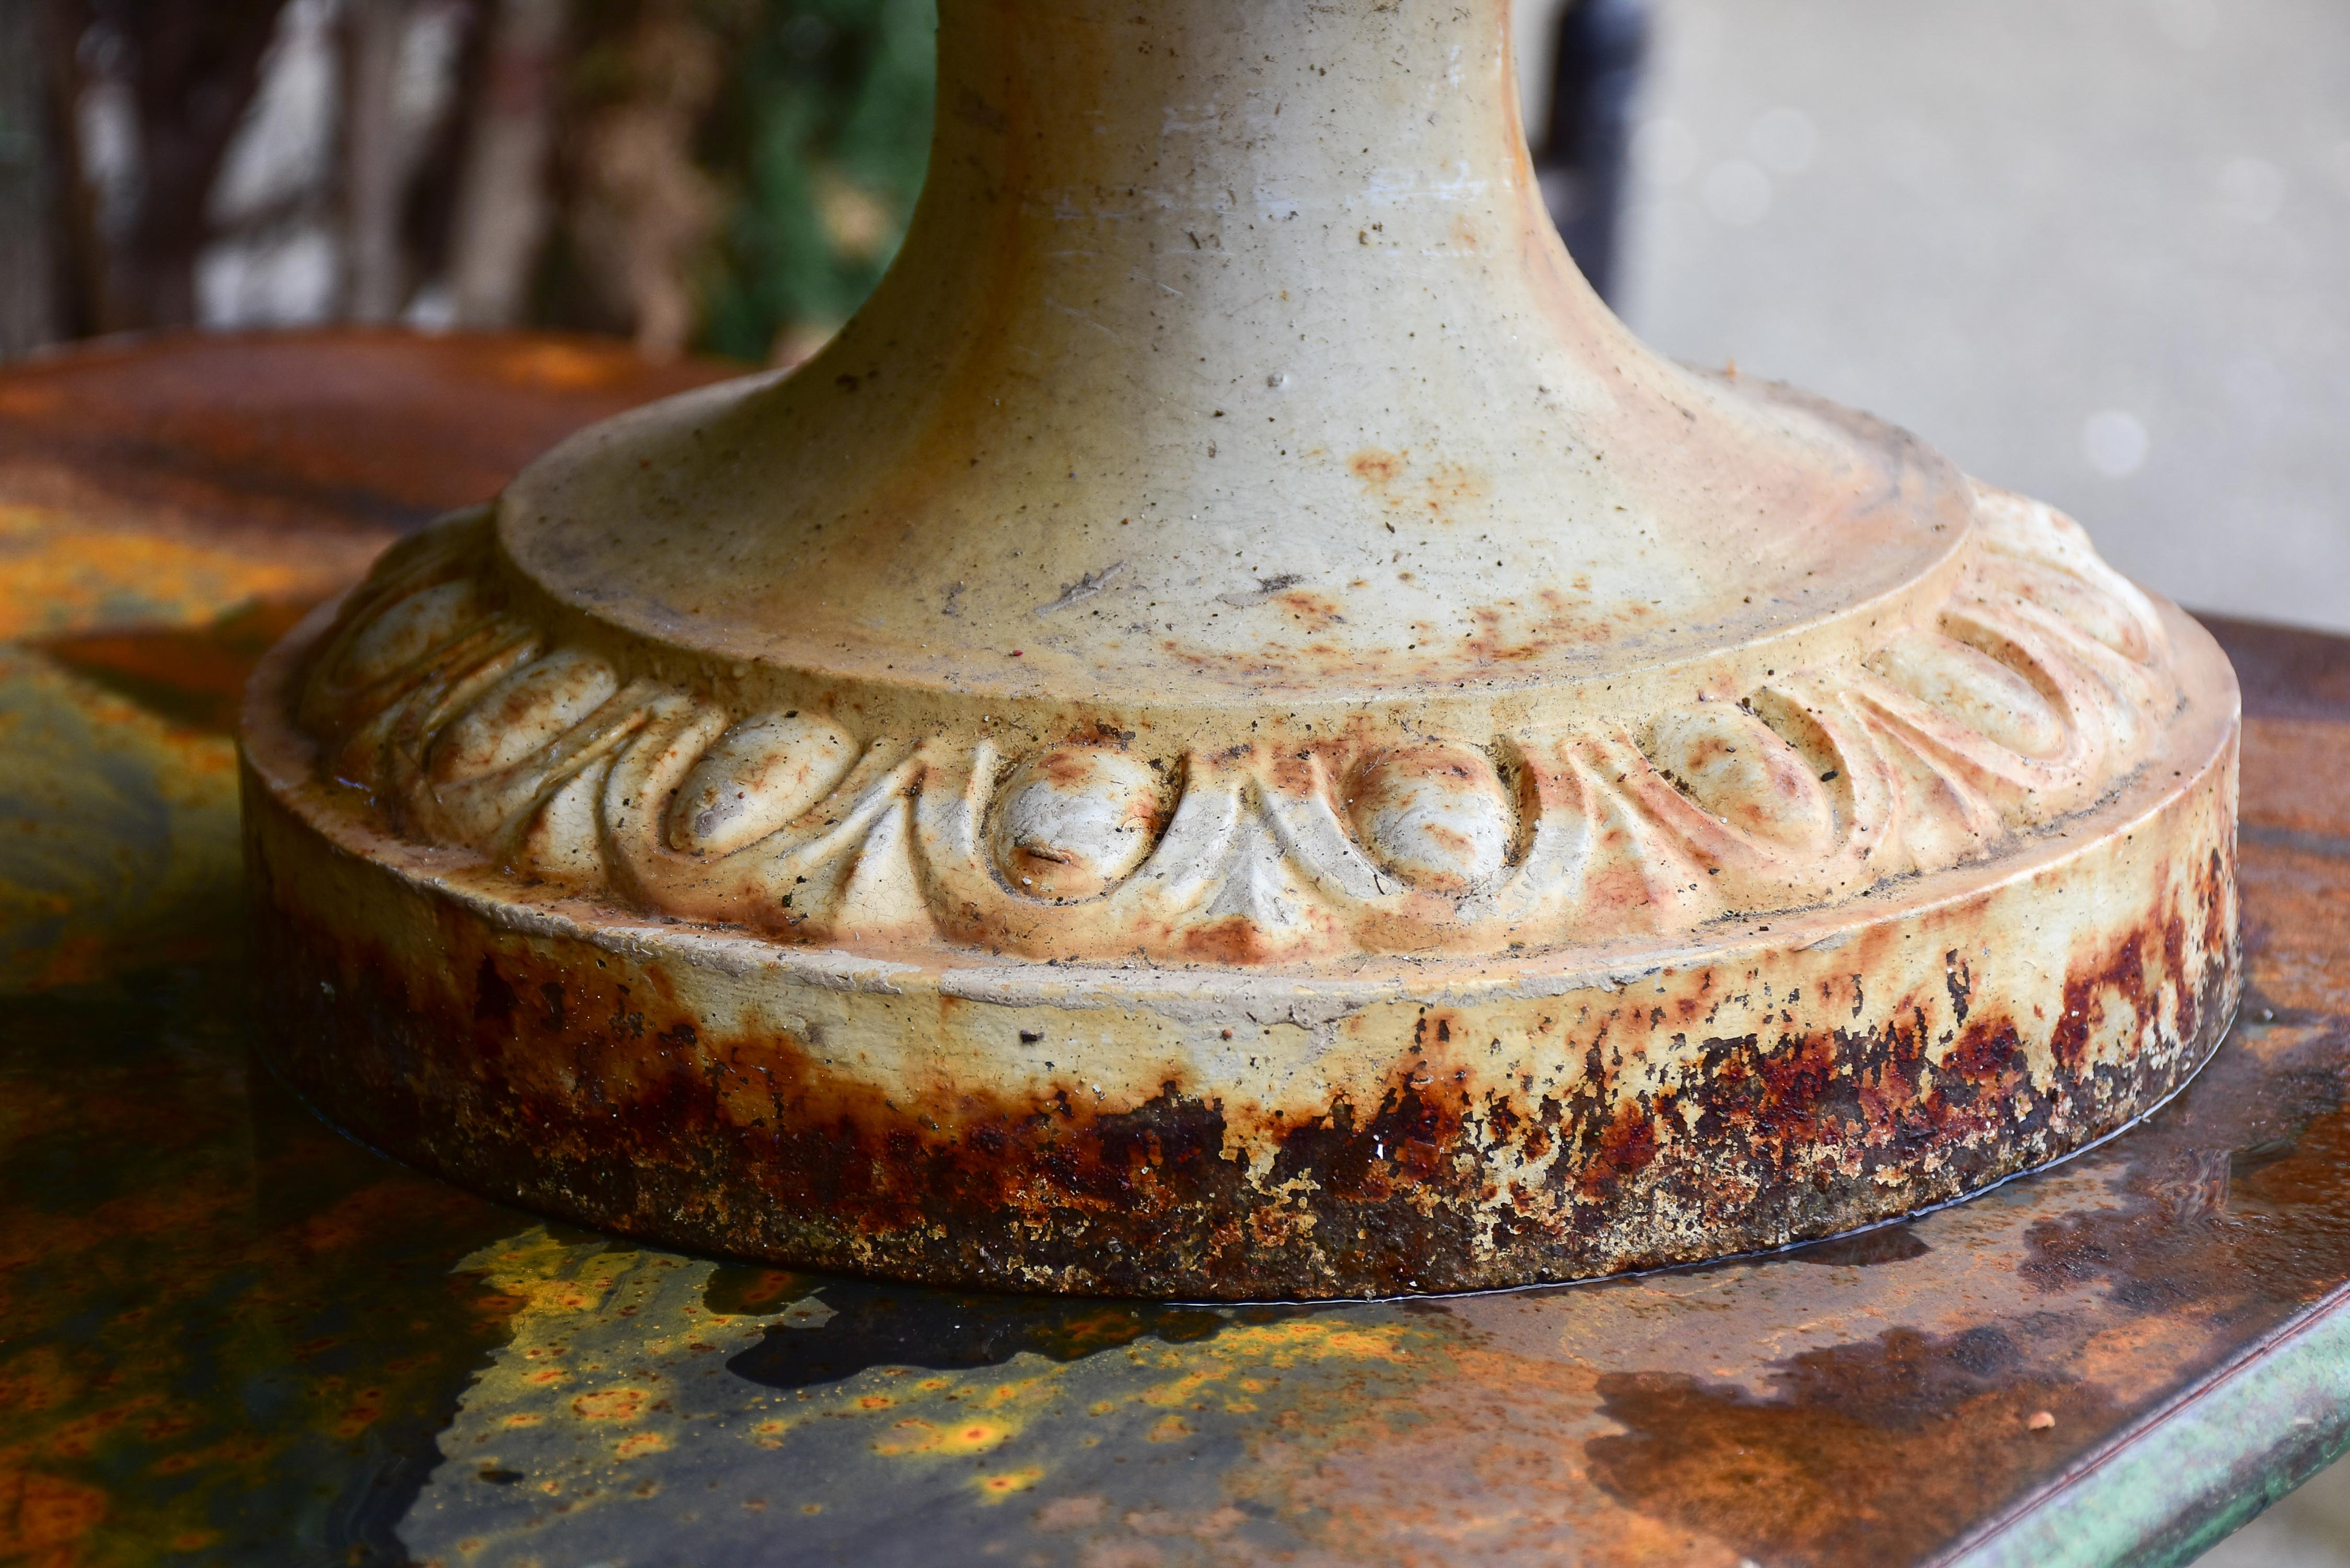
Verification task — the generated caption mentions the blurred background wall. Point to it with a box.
[0,0,2342,633]
[0,0,938,363]
[1617,0,2350,635]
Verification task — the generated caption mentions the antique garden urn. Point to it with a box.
[243,0,2239,1298]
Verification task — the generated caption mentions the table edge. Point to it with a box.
[1940,1279,2350,1568]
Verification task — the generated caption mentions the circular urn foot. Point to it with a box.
[243,500,2238,1299]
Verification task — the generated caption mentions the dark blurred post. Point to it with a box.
[558,0,722,358]
[0,0,59,355]
[105,0,287,328]
[448,0,567,328]
[341,0,413,321]
[1535,0,1649,307]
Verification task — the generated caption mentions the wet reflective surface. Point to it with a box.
[0,330,734,642]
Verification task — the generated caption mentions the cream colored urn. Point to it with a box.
[241,0,2239,1298]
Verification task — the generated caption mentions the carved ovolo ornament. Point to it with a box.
[296,484,2180,967]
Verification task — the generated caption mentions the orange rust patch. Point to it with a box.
[570,1389,649,1422]
[0,1468,109,1559]
[1586,1329,2121,1565]
[38,598,318,736]
[1276,591,1344,633]
[1033,748,1097,785]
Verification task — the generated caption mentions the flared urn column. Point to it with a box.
[242,0,2239,1298]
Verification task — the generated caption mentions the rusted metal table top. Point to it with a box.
[4,333,2349,1567]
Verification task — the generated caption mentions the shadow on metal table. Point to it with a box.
[5,332,2350,1568]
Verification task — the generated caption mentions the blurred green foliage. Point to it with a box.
[699,0,937,362]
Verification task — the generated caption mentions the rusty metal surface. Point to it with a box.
[0,329,732,993]
[0,609,2345,1564]
[0,330,734,640]
[2204,613,2350,846]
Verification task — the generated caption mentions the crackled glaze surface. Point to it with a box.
[243,0,2240,1296]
